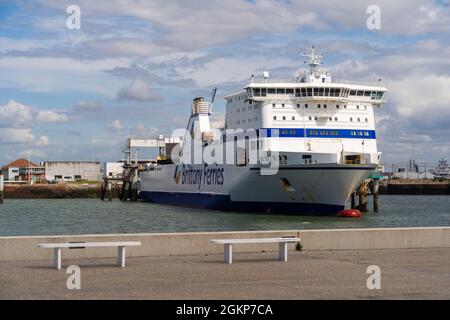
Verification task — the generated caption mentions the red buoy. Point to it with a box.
[337,209,361,218]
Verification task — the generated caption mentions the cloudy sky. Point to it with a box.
[0,0,449,165]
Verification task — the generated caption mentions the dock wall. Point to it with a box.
[0,227,449,262]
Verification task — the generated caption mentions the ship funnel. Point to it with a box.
[191,97,211,115]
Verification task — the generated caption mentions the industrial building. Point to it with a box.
[1,159,45,183]
[42,161,101,182]
[103,162,124,178]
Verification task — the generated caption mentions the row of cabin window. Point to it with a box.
[252,87,343,97]
[273,103,367,110]
[228,95,248,103]
[235,104,259,113]
[251,88,384,99]
[273,116,369,122]
[236,117,259,125]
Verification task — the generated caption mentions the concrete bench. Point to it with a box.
[37,241,141,269]
[210,237,300,264]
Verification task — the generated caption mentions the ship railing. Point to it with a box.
[249,77,385,87]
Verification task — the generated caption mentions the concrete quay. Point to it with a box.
[1,227,449,299]
[1,248,449,299]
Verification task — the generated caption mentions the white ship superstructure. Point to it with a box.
[139,47,387,215]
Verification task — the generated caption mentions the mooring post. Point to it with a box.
[108,181,112,201]
[358,181,368,212]
[373,178,380,212]
[100,180,105,201]
[351,191,356,209]
[0,173,4,204]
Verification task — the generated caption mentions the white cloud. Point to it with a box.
[0,128,35,144]
[118,79,162,102]
[36,110,69,123]
[389,74,450,125]
[0,100,33,128]
[35,135,50,146]
[106,119,124,131]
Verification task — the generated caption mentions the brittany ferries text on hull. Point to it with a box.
[138,47,388,215]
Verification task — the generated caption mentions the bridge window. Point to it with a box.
[268,88,276,94]
[276,88,285,94]
[335,89,341,97]
[357,91,364,96]
[364,91,371,96]
[286,88,294,94]
[350,90,356,95]
[324,88,329,96]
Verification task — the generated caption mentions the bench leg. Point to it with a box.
[118,246,126,267]
[224,244,232,264]
[54,248,62,270]
[278,242,288,262]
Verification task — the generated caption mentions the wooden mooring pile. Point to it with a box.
[0,172,4,204]
[100,163,139,202]
[350,176,381,212]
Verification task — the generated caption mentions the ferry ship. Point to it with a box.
[139,47,387,215]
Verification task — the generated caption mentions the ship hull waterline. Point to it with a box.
[139,164,375,216]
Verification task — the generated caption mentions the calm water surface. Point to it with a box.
[0,196,449,236]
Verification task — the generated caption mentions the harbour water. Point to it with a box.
[0,196,449,237]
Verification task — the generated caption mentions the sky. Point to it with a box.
[0,0,449,165]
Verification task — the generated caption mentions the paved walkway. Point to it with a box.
[1,248,449,299]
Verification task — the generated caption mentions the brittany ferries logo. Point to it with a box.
[173,164,224,186]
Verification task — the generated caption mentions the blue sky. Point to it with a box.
[0,0,449,165]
